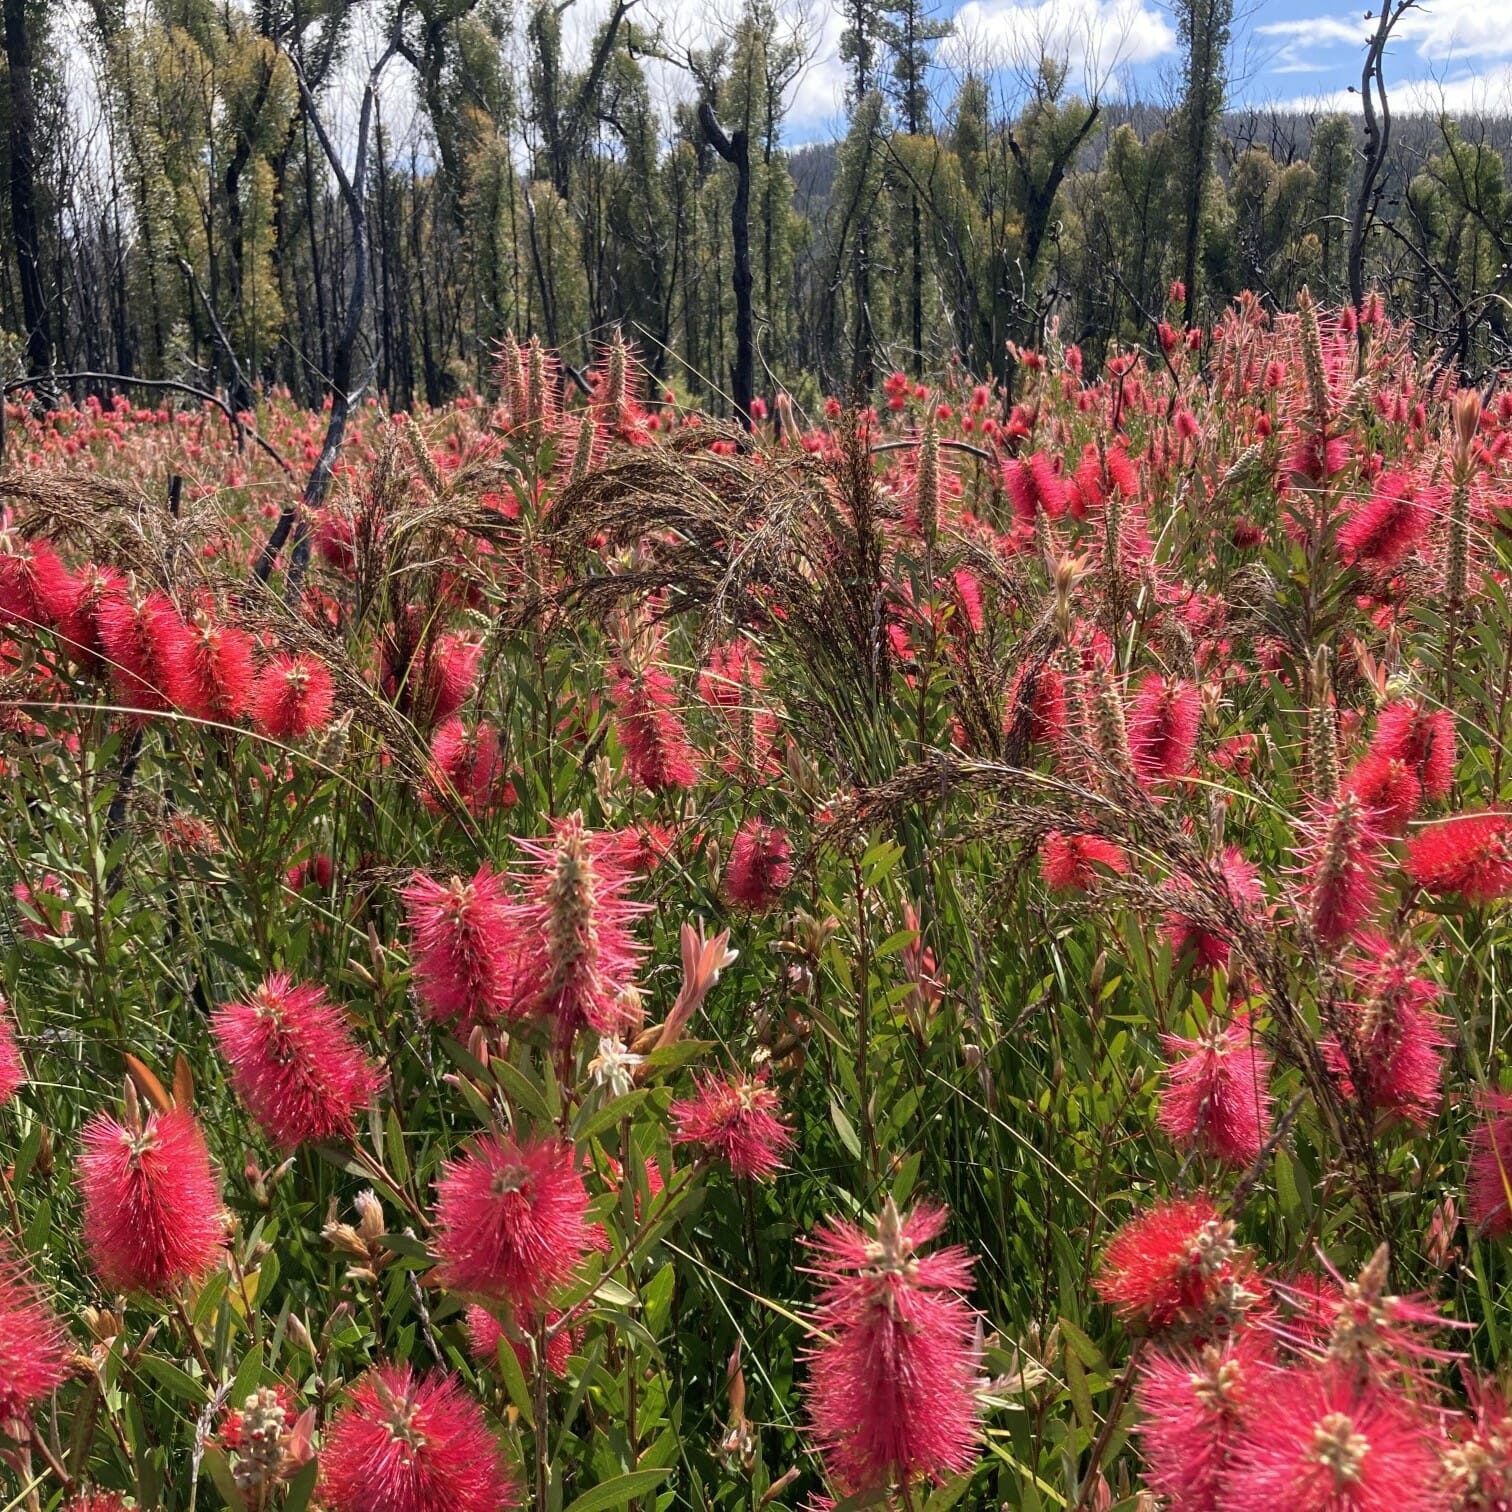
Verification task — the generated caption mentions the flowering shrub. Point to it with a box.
[1,307,1512,1509]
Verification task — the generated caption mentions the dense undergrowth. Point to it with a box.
[1,293,1511,1510]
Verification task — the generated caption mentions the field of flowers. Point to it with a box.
[1,290,1511,1511]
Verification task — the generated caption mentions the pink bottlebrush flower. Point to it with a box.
[724,820,792,911]
[59,563,123,672]
[62,1498,134,1512]
[432,1135,593,1310]
[803,1200,980,1495]
[1466,1091,1512,1239]
[13,873,72,939]
[1442,1373,1512,1508]
[1220,1365,1446,1512]
[411,634,482,730]
[1159,1018,1273,1166]
[1006,660,1067,747]
[95,588,194,714]
[1096,1196,1260,1337]
[1372,701,1455,801]
[251,652,336,741]
[424,717,509,815]
[465,1304,574,1379]
[1005,453,1068,522]
[1405,811,1512,905]
[0,997,23,1105]
[512,812,646,1040]
[1133,1328,1274,1511]
[1167,846,1264,970]
[607,659,699,794]
[0,1235,69,1426]
[1039,829,1128,894]
[1129,674,1201,782]
[670,1072,793,1180]
[1300,793,1384,944]
[287,852,334,892]
[1338,471,1436,572]
[78,1105,225,1295]
[1344,752,1422,835]
[319,1364,518,1512]
[211,974,383,1150]
[402,865,529,1029]
[1323,934,1447,1127]
[181,617,257,724]
[0,540,75,632]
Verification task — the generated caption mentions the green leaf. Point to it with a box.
[283,1455,320,1512]
[137,1352,205,1404]
[1064,1346,1095,1433]
[829,1098,862,1159]
[563,1469,672,1512]
[495,1329,536,1427]
[924,1472,975,1511]
[1057,1315,1104,1371]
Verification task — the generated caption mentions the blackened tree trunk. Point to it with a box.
[699,99,754,431]
[4,0,52,382]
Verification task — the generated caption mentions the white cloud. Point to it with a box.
[1258,0,1512,66]
[942,0,1176,89]
[1275,61,1512,116]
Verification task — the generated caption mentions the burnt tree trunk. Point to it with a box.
[699,99,754,431]
[4,0,52,383]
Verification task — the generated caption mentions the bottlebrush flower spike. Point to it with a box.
[1005,659,1067,748]
[802,1198,980,1495]
[1129,673,1201,782]
[0,995,24,1106]
[1159,1017,1273,1167]
[1442,1373,1512,1508]
[1343,751,1423,835]
[181,615,256,724]
[403,864,529,1029]
[318,1364,519,1512]
[1096,1195,1261,1337]
[513,811,646,1040]
[1466,1091,1512,1239]
[1167,846,1264,969]
[432,1134,593,1309]
[1372,700,1455,801]
[466,1304,574,1378]
[1219,1364,1445,1512]
[671,1071,793,1180]
[252,651,336,741]
[78,1099,225,1295]
[424,716,510,815]
[1337,471,1437,573]
[211,974,383,1150]
[724,820,792,911]
[1405,811,1512,905]
[607,656,699,794]
[1323,933,1447,1127]
[95,586,194,714]
[1300,792,1384,945]
[1039,829,1128,894]
[1133,1329,1274,1512]
[0,1234,69,1428]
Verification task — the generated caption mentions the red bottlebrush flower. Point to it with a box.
[1405,811,1512,905]
[1220,1365,1445,1512]
[1096,1196,1259,1336]
[724,820,792,911]
[671,1072,792,1180]
[401,634,482,730]
[251,652,335,741]
[0,997,23,1105]
[0,539,76,633]
[319,1364,518,1512]
[803,1200,980,1495]
[78,1105,225,1295]
[1466,1091,1512,1239]
[1338,471,1437,572]
[431,1135,593,1310]
[465,1305,574,1379]
[95,588,194,714]
[607,658,699,794]
[1129,674,1201,782]
[62,1498,133,1512]
[287,852,334,892]
[1344,751,1423,835]
[1159,1018,1273,1167]
[14,872,72,939]
[0,1235,69,1427]
[1323,933,1447,1127]
[211,974,382,1150]
[1443,1374,1512,1508]
[424,717,508,815]
[181,617,257,724]
[1300,794,1384,945]
[1372,701,1455,801]
[1167,847,1264,970]
[402,865,529,1029]
[1039,829,1128,894]
[1133,1329,1274,1511]
[1004,453,1067,522]
[60,563,124,672]
[512,812,646,1040]
[1006,660,1067,747]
